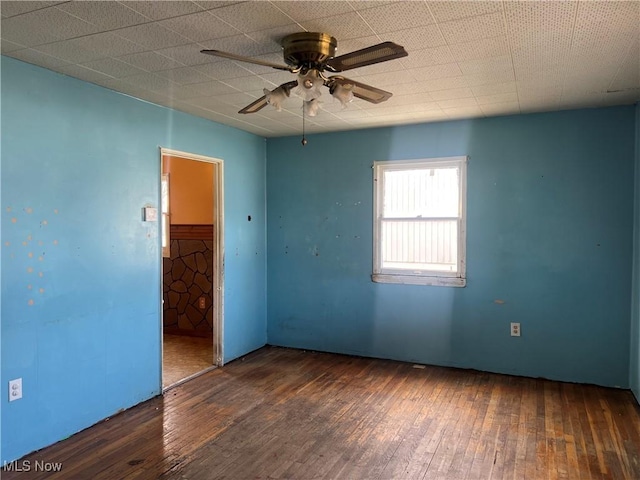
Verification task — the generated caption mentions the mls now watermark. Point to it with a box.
[3,460,63,472]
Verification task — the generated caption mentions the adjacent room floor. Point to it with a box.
[5,346,640,479]
[162,334,213,388]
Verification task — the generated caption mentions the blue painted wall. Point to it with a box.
[1,57,267,463]
[267,107,636,389]
[631,102,640,403]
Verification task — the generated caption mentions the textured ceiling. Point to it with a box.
[1,1,639,137]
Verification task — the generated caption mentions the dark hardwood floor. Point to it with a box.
[4,346,640,479]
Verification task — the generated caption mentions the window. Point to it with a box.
[373,156,467,287]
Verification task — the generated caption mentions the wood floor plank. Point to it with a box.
[3,347,640,480]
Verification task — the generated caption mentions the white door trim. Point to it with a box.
[159,147,225,387]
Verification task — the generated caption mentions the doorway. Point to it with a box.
[160,148,224,390]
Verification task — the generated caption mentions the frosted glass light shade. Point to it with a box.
[264,86,288,111]
[304,98,321,117]
[294,70,323,102]
[331,83,354,107]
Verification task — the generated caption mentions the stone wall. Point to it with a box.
[163,237,213,336]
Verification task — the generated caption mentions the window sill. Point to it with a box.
[371,274,466,287]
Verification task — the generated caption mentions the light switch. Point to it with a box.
[143,207,158,222]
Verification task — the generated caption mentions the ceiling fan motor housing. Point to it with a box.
[282,32,338,70]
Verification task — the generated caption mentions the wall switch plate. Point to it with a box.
[143,207,157,222]
[199,297,206,309]
[510,322,521,337]
[9,378,22,401]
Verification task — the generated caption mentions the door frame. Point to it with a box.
[159,148,225,382]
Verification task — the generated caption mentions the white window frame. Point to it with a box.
[372,156,467,287]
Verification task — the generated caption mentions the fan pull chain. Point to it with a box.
[301,102,308,146]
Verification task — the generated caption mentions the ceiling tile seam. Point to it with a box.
[9,5,198,53]
[8,6,141,50]
[559,1,580,102]
[351,9,385,45]
[121,72,188,93]
[421,2,463,92]
[163,43,284,79]
[266,1,310,33]
[192,1,241,13]
[108,1,244,43]
[45,4,107,35]
[499,0,521,116]
[7,47,71,69]
[346,1,374,13]
[429,3,502,24]
[114,53,191,77]
[121,0,282,46]
[192,105,278,133]
[221,60,281,80]
[115,0,205,20]
[68,63,120,81]
[0,1,70,20]
[253,114,306,131]
[9,33,189,72]
[189,9,246,38]
[24,36,196,74]
[124,37,275,74]
[215,75,281,97]
[115,1,163,23]
[319,108,359,125]
[605,35,639,94]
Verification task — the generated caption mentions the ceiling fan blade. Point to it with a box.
[201,49,293,72]
[325,42,408,72]
[328,76,393,104]
[239,96,269,114]
[239,81,299,114]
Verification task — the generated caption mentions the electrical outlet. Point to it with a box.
[199,297,206,309]
[510,322,521,337]
[9,378,22,401]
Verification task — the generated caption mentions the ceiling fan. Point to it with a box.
[201,32,408,116]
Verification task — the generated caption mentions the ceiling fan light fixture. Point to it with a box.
[330,83,354,107]
[263,85,289,112]
[303,98,321,117]
[295,69,323,102]
[202,32,407,118]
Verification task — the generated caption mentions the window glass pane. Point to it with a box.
[381,219,458,272]
[383,167,459,218]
